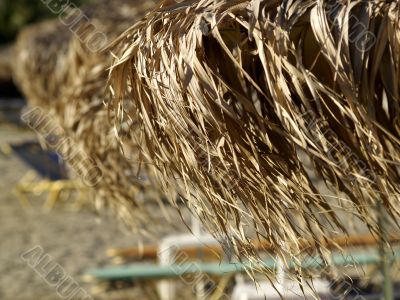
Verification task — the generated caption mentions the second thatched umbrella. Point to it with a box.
[13,0,164,233]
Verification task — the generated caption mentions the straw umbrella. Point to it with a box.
[13,19,70,108]
[108,0,400,269]
[0,45,13,84]
[13,0,164,233]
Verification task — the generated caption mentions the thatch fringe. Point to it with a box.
[108,0,400,268]
[13,0,162,234]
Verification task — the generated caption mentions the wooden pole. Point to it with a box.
[378,201,393,300]
[107,232,400,260]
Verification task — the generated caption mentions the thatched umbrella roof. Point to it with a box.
[13,0,163,234]
[0,45,13,84]
[108,0,400,267]
[13,19,70,107]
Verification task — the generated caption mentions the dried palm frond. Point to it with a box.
[59,0,161,232]
[108,0,400,270]
[13,0,163,234]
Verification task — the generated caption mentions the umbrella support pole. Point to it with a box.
[378,201,393,300]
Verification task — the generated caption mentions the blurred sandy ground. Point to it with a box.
[0,123,171,300]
